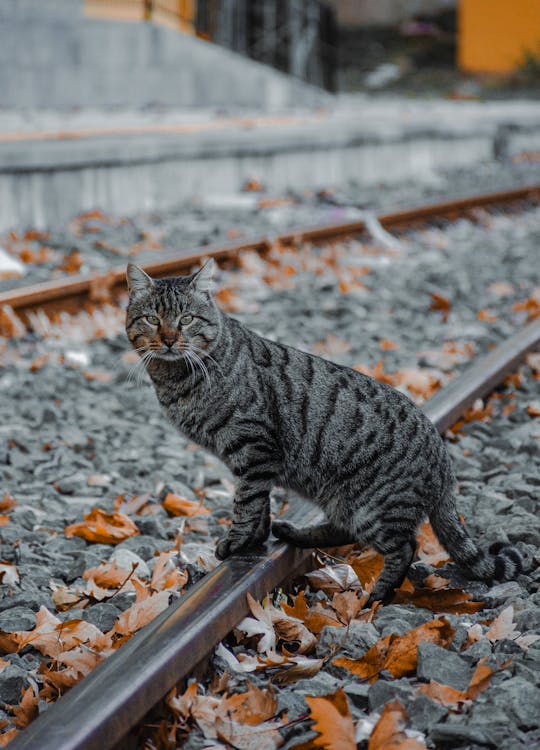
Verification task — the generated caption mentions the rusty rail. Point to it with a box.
[0,185,537,323]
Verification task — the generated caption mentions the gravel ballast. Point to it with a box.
[0,195,538,745]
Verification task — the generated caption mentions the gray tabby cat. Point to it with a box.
[125,260,522,603]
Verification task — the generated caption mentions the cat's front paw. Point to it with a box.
[215,531,262,560]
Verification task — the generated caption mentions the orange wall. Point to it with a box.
[459,0,540,73]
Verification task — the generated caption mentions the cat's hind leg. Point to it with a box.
[368,536,415,605]
[272,518,357,547]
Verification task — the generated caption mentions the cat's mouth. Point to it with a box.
[156,350,183,361]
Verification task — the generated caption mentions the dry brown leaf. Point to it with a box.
[273,655,325,685]
[330,591,367,625]
[295,687,356,750]
[429,293,451,322]
[0,726,18,746]
[348,548,385,587]
[392,585,484,615]
[150,551,188,593]
[526,402,540,417]
[0,493,16,513]
[477,309,498,322]
[415,521,450,567]
[13,607,111,658]
[465,657,494,700]
[380,339,399,351]
[220,681,277,726]
[65,508,139,544]
[512,293,540,321]
[485,605,519,642]
[281,591,341,634]
[312,334,352,356]
[334,618,454,682]
[11,686,38,729]
[306,564,362,594]
[60,251,83,274]
[238,593,316,655]
[83,560,139,588]
[416,680,469,709]
[163,492,210,517]
[0,306,25,338]
[526,352,540,375]
[368,700,426,750]
[112,591,171,637]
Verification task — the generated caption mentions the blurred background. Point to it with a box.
[0,0,539,233]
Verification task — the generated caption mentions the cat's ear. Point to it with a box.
[126,263,154,297]
[189,258,215,294]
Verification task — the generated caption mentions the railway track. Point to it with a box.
[1,185,539,749]
[7,318,540,750]
[0,185,537,323]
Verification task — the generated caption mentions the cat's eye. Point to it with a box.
[146,315,160,326]
[179,314,193,326]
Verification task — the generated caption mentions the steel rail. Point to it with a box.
[9,317,540,750]
[0,185,537,322]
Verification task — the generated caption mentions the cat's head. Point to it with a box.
[125,259,219,362]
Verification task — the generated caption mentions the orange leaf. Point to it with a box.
[83,560,139,588]
[380,339,399,351]
[298,688,356,750]
[417,680,468,708]
[112,591,171,637]
[11,687,38,729]
[0,493,16,513]
[393,586,484,615]
[349,548,384,587]
[335,619,454,682]
[429,293,451,322]
[368,700,426,750]
[65,508,139,544]
[163,492,210,517]
[526,402,540,417]
[150,551,188,593]
[465,657,494,700]
[415,521,450,567]
[60,251,83,274]
[477,309,498,322]
[281,591,341,634]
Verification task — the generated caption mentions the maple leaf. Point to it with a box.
[295,687,356,750]
[65,508,139,544]
[112,591,171,637]
[0,492,16,513]
[416,680,470,709]
[368,700,426,750]
[0,726,19,746]
[83,560,141,589]
[0,306,25,338]
[237,594,277,653]
[429,292,451,322]
[392,584,484,615]
[526,402,540,417]
[163,492,210,517]
[334,618,455,682]
[281,590,341,634]
[330,590,367,625]
[306,564,362,594]
[273,655,326,685]
[485,605,519,642]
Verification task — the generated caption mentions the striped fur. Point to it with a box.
[125,261,522,602]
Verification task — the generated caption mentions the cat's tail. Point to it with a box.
[428,489,522,582]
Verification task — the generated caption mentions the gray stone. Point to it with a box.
[407,694,448,733]
[430,723,496,747]
[462,639,493,661]
[368,678,414,712]
[110,548,151,579]
[489,677,540,727]
[0,606,36,632]
[316,622,378,660]
[373,605,433,637]
[294,672,341,696]
[417,642,474,691]
[83,602,121,632]
[0,664,29,705]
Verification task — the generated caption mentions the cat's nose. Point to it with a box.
[162,335,176,348]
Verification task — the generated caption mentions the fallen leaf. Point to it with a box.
[415,522,450,567]
[112,591,171,637]
[334,618,454,682]
[485,605,519,642]
[10,687,38,729]
[65,508,139,544]
[281,590,341,634]
[306,564,362,594]
[488,281,514,297]
[512,292,540,321]
[464,657,494,700]
[295,687,356,750]
[477,309,498,322]
[393,585,484,615]
[416,680,469,709]
[330,591,367,625]
[429,293,451,322]
[349,549,384,587]
[312,335,352,356]
[368,700,426,749]
[380,339,399,351]
[0,306,25,338]
[163,492,210,517]
[150,551,188,593]
[60,251,83,274]
[526,402,540,417]
[0,493,16,513]
[273,655,325,685]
